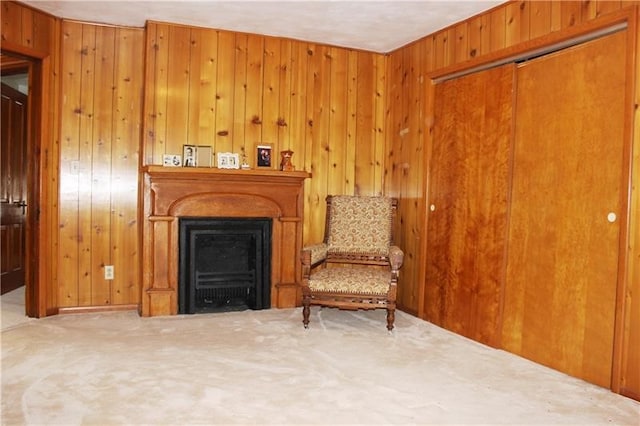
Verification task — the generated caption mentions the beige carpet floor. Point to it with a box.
[2,286,639,425]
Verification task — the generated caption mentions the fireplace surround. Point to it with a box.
[140,166,310,316]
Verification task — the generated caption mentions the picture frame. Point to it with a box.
[217,152,240,169]
[257,145,272,167]
[162,154,182,167]
[196,145,213,167]
[183,144,197,167]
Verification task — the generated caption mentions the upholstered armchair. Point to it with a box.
[301,195,404,331]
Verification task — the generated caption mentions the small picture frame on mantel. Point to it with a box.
[196,146,213,167]
[162,154,182,167]
[257,144,272,168]
[183,145,197,167]
[217,152,240,169]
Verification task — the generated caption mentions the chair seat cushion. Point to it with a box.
[308,267,391,295]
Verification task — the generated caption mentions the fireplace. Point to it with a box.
[140,166,310,316]
[179,218,271,313]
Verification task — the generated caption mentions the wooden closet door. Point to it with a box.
[502,30,627,388]
[424,63,514,347]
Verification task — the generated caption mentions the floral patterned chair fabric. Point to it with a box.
[301,195,404,331]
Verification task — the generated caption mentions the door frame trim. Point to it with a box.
[1,40,58,318]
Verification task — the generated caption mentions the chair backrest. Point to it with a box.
[325,195,395,256]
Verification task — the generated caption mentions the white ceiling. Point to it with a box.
[21,0,504,53]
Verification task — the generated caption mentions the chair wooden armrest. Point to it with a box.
[389,245,404,272]
[302,243,328,268]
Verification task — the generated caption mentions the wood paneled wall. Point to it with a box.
[385,0,640,316]
[142,22,388,247]
[384,0,639,398]
[57,21,144,307]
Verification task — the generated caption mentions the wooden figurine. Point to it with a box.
[280,150,295,171]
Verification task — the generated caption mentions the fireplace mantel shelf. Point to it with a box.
[140,166,310,317]
[144,165,310,182]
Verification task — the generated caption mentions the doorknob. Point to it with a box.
[13,200,27,214]
[607,212,617,223]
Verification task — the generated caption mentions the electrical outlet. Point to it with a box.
[104,265,114,280]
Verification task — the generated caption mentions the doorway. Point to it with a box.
[1,51,39,317]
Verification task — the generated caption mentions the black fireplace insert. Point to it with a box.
[179,218,272,314]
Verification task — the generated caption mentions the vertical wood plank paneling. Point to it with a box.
[143,23,158,165]
[165,25,190,156]
[397,47,411,200]
[58,22,145,307]
[20,6,33,48]
[327,47,348,195]
[383,47,403,291]
[196,28,219,150]
[46,15,62,314]
[444,28,456,68]
[385,50,403,197]
[278,39,292,151]
[289,42,307,171]
[187,28,203,147]
[506,1,531,47]
[302,44,316,242]
[1,2,21,44]
[111,27,143,304]
[314,44,332,216]
[262,36,281,155]
[596,0,622,17]
[397,40,425,313]
[232,33,248,152]
[373,53,386,196]
[560,0,583,28]
[77,25,96,306]
[31,7,52,52]
[489,7,507,51]
[432,32,446,70]
[244,34,264,166]
[58,21,83,307]
[354,52,375,195]
[530,1,552,39]
[304,44,329,243]
[453,21,469,63]
[153,23,170,163]
[215,31,236,152]
[468,14,490,59]
[137,21,396,273]
[91,25,115,306]
[344,50,357,195]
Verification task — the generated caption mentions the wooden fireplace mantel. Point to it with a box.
[139,166,310,316]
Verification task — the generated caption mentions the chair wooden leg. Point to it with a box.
[386,307,395,331]
[302,299,311,328]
